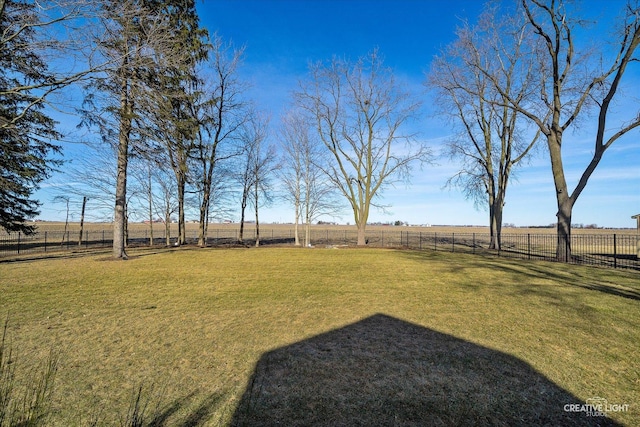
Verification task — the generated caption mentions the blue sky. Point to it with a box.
[36,0,640,228]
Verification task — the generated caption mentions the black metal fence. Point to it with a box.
[1,227,638,270]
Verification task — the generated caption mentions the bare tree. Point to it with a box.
[192,35,246,247]
[483,0,640,260]
[148,153,179,246]
[237,146,253,245]
[428,2,542,250]
[145,100,194,246]
[236,113,276,246]
[192,160,236,228]
[52,195,71,245]
[252,144,277,247]
[279,109,341,246]
[55,142,118,221]
[296,50,431,245]
[279,111,305,246]
[128,155,159,245]
[55,142,148,247]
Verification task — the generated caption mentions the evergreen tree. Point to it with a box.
[0,0,62,234]
[143,0,209,246]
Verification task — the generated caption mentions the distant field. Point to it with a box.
[0,247,638,425]
[14,221,637,236]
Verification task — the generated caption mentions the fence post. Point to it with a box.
[613,234,617,269]
[473,233,476,254]
[528,234,531,260]
[452,233,455,252]
[382,230,384,247]
[419,232,422,250]
[44,231,47,253]
[102,230,105,247]
[434,232,437,251]
[17,232,21,255]
[66,231,69,250]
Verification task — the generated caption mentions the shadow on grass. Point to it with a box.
[484,257,640,302]
[231,314,617,426]
[0,250,107,264]
[401,250,640,302]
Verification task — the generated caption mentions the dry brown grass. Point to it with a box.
[0,247,638,425]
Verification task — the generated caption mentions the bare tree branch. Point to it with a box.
[296,50,431,245]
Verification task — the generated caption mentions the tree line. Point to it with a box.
[1,0,639,260]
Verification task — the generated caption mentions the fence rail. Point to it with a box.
[1,227,638,270]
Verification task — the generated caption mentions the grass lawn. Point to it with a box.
[0,247,638,426]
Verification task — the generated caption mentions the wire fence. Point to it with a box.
[1,227,638,270]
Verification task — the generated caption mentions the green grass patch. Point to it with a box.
[0,248,638,425]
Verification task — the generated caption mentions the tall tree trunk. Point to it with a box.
[492,203,503,251]
[204,209,209,238]
[293,197,300,246]
[548,132,573,261]
[556,196,573,262]
[60,198,69,246]
[254,180,260,247]
[356,203,369,246]
[124,208,129,247]
[304,178,311,247]
[113,153,128,258]
[113,101,131,259]
[164,202,171,246]
[147,168,153,246]
[78,196,86,246]
[198,152,216,247]
[489,208,498,251]
[305,203,311,247]
[489,189,505,251]
[198,182,210,247]
[488,189,498,250]
[356,222,367,246]
[239,196,247,243]
[177,174,186,245]
[148,210,153,246]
